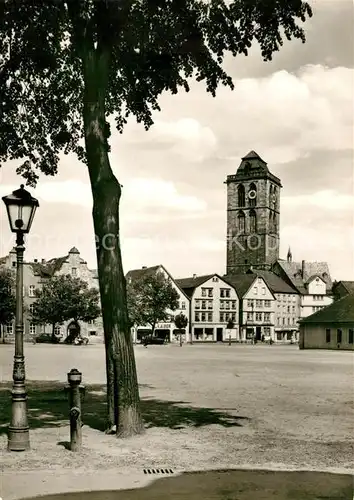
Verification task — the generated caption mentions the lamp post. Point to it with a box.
[2,184,39,451]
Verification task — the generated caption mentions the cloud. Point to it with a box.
[282,190,354,211]
[122,178,207,212]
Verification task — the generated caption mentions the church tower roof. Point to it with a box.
[224,150,282,187]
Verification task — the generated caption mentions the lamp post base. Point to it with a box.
[8,427,30,451]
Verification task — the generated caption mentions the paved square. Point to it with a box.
[1,343,353,480]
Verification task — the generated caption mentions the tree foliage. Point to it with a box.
[0,0,312,436]
[174,312,188,330]
[31,274,101,339]
[226,318,235,330]
[127,271,179,332]
[0,0,312,181]
[0,268,16,326]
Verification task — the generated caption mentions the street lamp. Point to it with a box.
[2,184,39,451]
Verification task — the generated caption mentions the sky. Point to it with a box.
[0,0,353,281]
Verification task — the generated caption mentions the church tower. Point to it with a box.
[225,151,282,274]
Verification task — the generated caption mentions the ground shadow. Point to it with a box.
[0,381,249,434]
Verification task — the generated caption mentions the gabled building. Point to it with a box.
[299,294,354,351]
[126,265,190,343]
[175,274,239,342]
[273,258,333,319]
[223,273,276,342]
[0,247,103,341]
[245,268,300,342]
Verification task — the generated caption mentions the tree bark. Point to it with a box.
[82,47,144,437]
[51,323,56,342]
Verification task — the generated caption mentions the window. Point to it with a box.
[88,319,96,325]
[12,261,16,267]
[72,267,77,276]
[219,312,225,322]
[238,184,245,207]
[253,287,258,295]
[201,300,206,310]
[231,300,236,310]
[208,288,213,297]
[225,301,230,310]
[264,300,271,308]
[255,312,262,321]
[29,323,36,335]
[256,300,262,308]
[181,301,186,310]
[220,301,224,309]
[207,312,213,322]
[6,322,13,334]
[247,299,253,308]
[195,300,200,309]
[54,326,61,336]
[220,289,225,298]
[349,329,353,344]
[287,306,290,313]
[201,312,206,322]
[201,288,207,297]
[208,300,213,309]
[264,313,270,322]
[249,183,257,207]
[238,211,246,233]
[262,287,266,295]
[29,285,35,297]
[337,329,342,344]
[325,329,331,343]
[249,210,257,233]
[194,312,200,322]
[29,303,35,314]
[212,277,219,282]
[247,312,253,321]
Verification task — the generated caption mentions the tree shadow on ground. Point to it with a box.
[0,381,249,434]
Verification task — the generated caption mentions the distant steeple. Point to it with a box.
[287,247,292,263]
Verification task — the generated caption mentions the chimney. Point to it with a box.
[142,266,147,269]
[41,259,46,264]
[34,259,38,263]
[193,274,197,279]
[301,260,306,278]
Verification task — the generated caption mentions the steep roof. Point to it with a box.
[225,150,282,187]
[299,293,354,324]
[246,269,298,295]
[69,247,80,254]
[126,265,189,300]
[276,260,332,294]
[126,265,161,282]
[223,274,258,298]
[241,150,267,163]
[338,281,354,295]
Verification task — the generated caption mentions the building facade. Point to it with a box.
[299,293,354,351]
[225,150,282,275]
[176,274,239,342]
[224,274,276,341]
[126,265,190,343]
[0,247,103,342]
[246,268,300,342]
[273,258,333,319]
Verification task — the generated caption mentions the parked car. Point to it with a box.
[142,334,167,345]
[33,333,61,344]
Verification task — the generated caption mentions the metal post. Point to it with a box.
[67,368,83,452]
[228,334,231,346]
[8,232,30,451]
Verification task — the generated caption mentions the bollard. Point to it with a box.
[66,368,85,452]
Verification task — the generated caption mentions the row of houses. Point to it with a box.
[126,258,334,344]
[1,246,353,349]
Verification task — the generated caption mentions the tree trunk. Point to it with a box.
[51,323,56,342]
[82,47,144,437]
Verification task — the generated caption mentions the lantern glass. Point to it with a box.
[2,185,39,234]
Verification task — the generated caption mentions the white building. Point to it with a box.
[224,274,276,342]
[126,265,190,343]
[176,274,239,342]
[245,269,300,342]
[273,258,333,320]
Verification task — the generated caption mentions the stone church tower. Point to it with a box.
[225,151,282,274]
